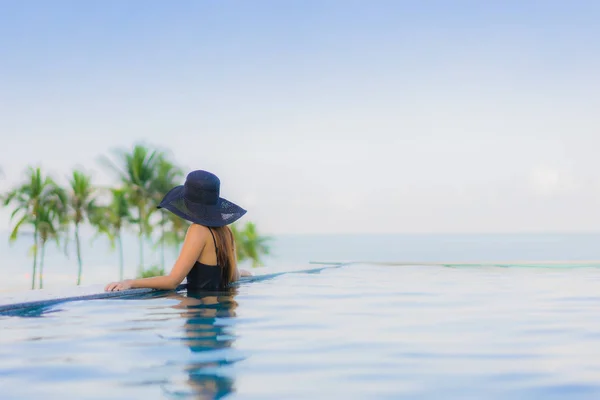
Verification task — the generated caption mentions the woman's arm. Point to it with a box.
[104,224,208,292]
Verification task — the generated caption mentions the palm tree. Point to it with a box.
[67,170,97,285]
[2,167,65,289]
[91,188,131,281]
[232,222,271,267]
[151,154,183,270]
[36,193,67,289]
[158,211,190,255]
[100,144,158,274]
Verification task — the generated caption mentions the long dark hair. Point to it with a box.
[210,225,237,286]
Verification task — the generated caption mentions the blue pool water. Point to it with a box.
[3,262,600,399]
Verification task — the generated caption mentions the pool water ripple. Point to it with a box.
[2,264,600,399]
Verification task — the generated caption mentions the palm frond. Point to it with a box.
[9,214,29,242]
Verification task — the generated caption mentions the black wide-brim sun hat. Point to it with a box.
[157,170,246,227]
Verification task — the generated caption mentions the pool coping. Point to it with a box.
[0,285,186,315]
[0,263,350,316]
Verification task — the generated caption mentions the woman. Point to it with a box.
[105,170,251,292]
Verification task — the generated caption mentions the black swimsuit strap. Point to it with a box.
[207,227,218,260]
[208,227,226,287]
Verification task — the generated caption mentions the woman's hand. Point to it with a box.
[105,280,133,292]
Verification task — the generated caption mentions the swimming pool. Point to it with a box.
[3,262,600,399]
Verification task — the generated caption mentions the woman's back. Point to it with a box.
[187,226,225,291]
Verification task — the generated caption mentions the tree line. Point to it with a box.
[1,144,270,290]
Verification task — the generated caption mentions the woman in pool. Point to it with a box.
[105,170,251,292]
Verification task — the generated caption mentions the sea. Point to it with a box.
[1,231,599,293]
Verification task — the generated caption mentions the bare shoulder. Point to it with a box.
[187,223,210,237]
[183,224,211,245]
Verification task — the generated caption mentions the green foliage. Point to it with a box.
[101,143,160,271]
[36,193,68,289]
[90,188,131,281]
[91,188,131,243]
[66,169,97,285]
[3,167,67,289]
[232,222,272,267]
[137,265,165,278]
[151,152,183,197]
[158,212,190,251]
[67,170,96,224]
[151,153,183,270]
[1,144,273,289]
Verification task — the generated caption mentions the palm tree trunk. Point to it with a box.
[31,226,39,290]
[117,232,124,281]
[75,223,83,285]
[39,240,46,290]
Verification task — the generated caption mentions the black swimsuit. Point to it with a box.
[186,228,225,291]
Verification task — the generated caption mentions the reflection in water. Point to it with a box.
[164,288,240,399]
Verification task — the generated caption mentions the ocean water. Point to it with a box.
[1,232,599,292]
[3,262,600,399]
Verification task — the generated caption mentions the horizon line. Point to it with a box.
[1,229,600,238]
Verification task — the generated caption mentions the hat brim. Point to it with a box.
[157,185,247,227]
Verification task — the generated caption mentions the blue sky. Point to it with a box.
[0,0,599,234]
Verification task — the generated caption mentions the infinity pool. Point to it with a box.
[2,263,600,399]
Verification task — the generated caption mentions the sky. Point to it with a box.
[0,0,599,234]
